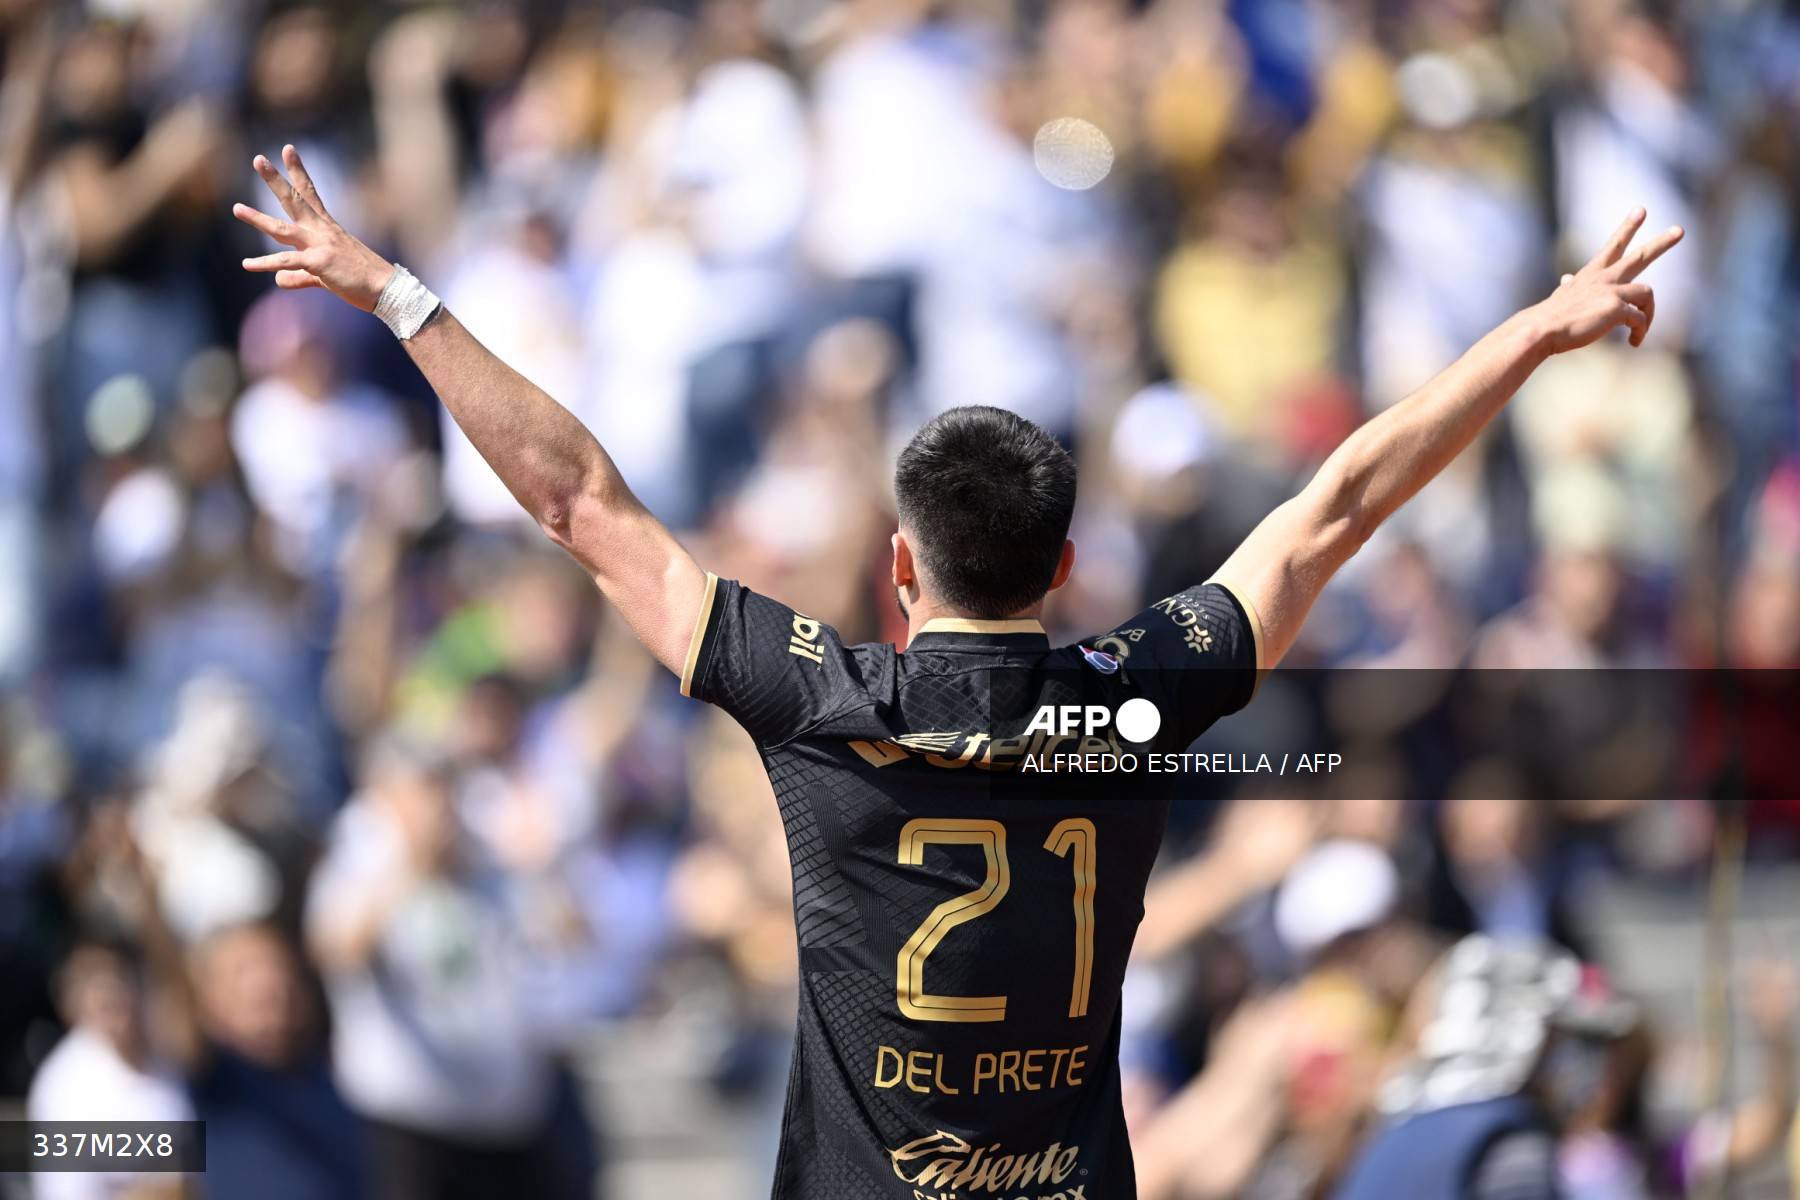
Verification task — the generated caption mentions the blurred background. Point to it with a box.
[3,0,1800,1196]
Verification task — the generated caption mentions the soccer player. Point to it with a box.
[235,145,1681,1199]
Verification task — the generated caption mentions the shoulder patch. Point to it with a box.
[1079,645,1121,674]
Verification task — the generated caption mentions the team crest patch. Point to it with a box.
[1079,645,1121,674]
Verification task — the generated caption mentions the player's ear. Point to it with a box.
[891,531,915,590]
[1047,539,1076,592]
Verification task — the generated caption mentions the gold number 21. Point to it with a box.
[896,816,1097,1023]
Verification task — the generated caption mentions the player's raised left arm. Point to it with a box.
[1212,208,1683,669]
[232,146,704,675]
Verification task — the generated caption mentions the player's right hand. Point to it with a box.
[233,145,395,313]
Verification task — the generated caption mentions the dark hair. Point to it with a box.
[893,406,1077,617]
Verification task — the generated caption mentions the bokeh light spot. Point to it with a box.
[1033,117,1115,191]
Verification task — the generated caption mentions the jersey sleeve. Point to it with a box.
[681,573,862,746]
[1086,579,1263,746]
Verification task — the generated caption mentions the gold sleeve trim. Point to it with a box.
[679,572,720,698]
[1205,575,1266,675]
[916,617,1046,635]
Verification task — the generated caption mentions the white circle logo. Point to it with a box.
[1115,697,1161,743]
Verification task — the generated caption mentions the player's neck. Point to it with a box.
[903,597,1047,647]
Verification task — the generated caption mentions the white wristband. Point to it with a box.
[373,265,441,340]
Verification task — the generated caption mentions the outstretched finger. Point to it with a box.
[1591,207,1646,269]
[242,250,308,273]
[282,144,329,218]
[232,202,301,244]
[1617,226,1684,281]
[253,154,305,220]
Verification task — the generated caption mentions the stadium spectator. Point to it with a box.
[26,938,195,1200]
[305,735,579,1199]
[177,922,368,1200]
[1333,936,1584,1200]
[1556,964,1796,1199]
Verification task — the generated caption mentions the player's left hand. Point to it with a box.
[1530,207,1683,353]
[232,144,395,312]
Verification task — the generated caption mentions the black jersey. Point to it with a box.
[681,573,1262,1200]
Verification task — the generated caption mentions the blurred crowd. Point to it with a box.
[3,0,1800,1196]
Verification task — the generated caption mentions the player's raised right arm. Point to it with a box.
[232,145,705,675]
